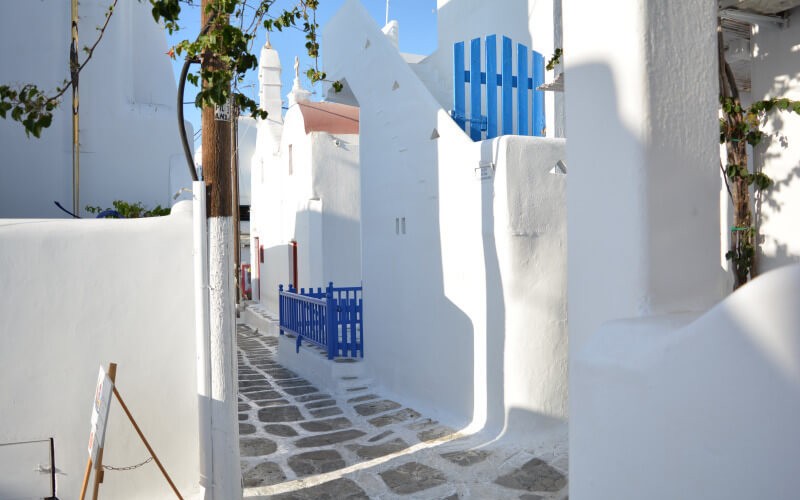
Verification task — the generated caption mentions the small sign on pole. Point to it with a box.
[475,161,494,181]
[214,99,231,122]
[88,367,113,464]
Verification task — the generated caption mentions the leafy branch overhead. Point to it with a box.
[0,0,333,137]
[0,0,120,137]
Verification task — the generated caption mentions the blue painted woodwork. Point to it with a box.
[485,35,498,139]
[452,35,546,141]
[453,41,466,131]
[517,43,529,136]
[532,50,545,137]
[279,282,363,359]
[502,36,513,136]
[469,38,482,141]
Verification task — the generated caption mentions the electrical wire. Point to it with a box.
[177,11,219,182]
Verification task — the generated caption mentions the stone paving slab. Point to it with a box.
[237,322,569,499]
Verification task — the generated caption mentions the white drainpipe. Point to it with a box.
[193,180,213,498]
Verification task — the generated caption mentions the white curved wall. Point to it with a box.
[0,207,199,499]
[572,265,800,499]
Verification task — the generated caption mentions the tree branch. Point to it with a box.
[48,0,120,104]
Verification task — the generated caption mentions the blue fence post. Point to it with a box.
[453,41,466,130]
[485,35,498,139]
[532,50,545,137]
[325,282,336,359]
[357,293,363,358]
[517,43,529,136]
[278,284,284,335]
[469,37,482,141]
[501,36,513,136]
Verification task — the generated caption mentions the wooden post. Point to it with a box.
[201,1,241,497]
[111,387,184,499]
[78,457,92,500]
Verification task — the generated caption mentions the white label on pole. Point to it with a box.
[475,161,494,181]
[88,367,113,461]
[214,100,231,122]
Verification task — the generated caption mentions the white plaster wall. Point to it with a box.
[560,1,798,498]
[238,117,258,206]
[248,113,283,303]
[0,206,199,499]
[751,8,800,272]
[0,0,186,218]
[494,137,568,428]
[572,264,800,499]
[563,0,727,354]
[312,132,362,287]
[324,0,567,433]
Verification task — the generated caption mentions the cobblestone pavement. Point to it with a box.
[237,323,569,499]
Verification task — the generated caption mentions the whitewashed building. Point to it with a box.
[302,0,800,498]
[318,0,569,439]
[0,0,191,218]
[249,42,361,315]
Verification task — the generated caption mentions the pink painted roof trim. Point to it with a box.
[297,101,359,135]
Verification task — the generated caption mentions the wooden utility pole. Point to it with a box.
[231,105,242,306]
[200,1,241,498]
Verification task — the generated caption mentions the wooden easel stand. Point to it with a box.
[79,363,183,499]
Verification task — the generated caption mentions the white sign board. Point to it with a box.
[475,161,494,181]
[88,367,113,463]
[214,100,231,122]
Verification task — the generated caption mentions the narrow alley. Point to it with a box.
[236,323,569,499]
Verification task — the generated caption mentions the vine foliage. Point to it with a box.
[718,25,800,289]
[0,0,336,138]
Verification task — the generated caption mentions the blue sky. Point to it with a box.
[166,0,438,147]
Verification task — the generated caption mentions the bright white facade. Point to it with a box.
[0,0,191,218]
[321,0,568,439]
[565,1,800,498]
[249,43,361,314]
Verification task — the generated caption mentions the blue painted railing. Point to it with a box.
[278,282,363,359]
[452,35,545,141]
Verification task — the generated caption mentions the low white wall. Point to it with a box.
[572,264,800,499]
[324,0,568,435]
[0,204,199,499]
[0,1,187,218]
